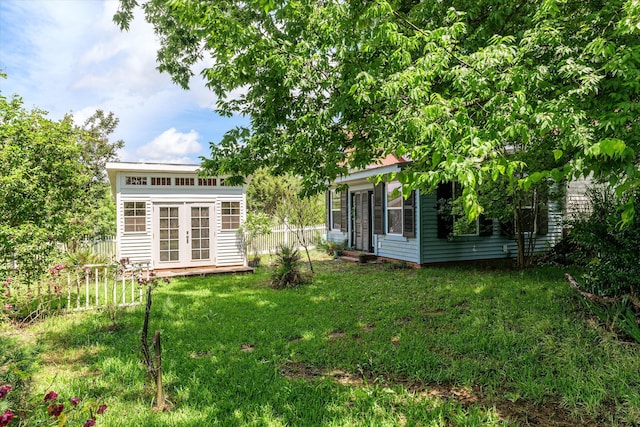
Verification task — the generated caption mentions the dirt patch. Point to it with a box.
[287,335,303,342]
[328,330,346,340]
[361,323,376,332]
[279,361,602,426]
[240,344,255,352]
[280,362,364,386]
[395,316,413,325]
[189,351,212,359]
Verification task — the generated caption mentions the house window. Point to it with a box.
[386,181,403,234]
[221,201,240,230]
[125,176,147,185]
[452,183,479,236]
[198,178,217,186]
[219,178,226,186]
[151,177,171,186]
[123,202,146,233]
[437,182,493,239]
[175,177,195,186]
[331,191,342,230]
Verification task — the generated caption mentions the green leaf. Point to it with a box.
[552,149,563,160]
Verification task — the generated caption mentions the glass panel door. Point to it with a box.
[159,206,180,262]
[190,206,210,261]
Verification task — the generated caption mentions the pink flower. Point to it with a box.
[3,290,9,297]
[96,404,107,414]
[83,419,96,427]
[69,397,82,407]
[44,390,58,402]
[47,403,64,417]
[55,264,63,271]
[4,305,12,311]
[0,384,11,399]
[5,278,11,283]
[0,409,14,427]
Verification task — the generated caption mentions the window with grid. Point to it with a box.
[175,177,195,186]
[123,202,146,233]
[151,177,171,186]
[331,191,342,230]
[386,181,403,234]
[125,176,147,185]
[198,178,217,186]
[221,201,240,230]
[191,207,210,260]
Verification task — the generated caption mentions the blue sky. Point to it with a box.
[0,0,248,164]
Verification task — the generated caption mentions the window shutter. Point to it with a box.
[436,182,453,239]
[403,190,416,238]
[325,191,331,229]
[374,182,385,234]
[340,190,348,233]
[479,215,494,236]
[537,191,549,236]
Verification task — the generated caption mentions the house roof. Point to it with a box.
[335,153,410,185]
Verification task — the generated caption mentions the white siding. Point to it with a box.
[108,164,247,270]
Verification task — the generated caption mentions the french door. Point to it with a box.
[154,203,215,268]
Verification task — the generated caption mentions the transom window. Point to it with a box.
[386,181,403,234]
[123,202,146,233]
[151,177,171,186]
[221,201,240,230]
[125,176,147,185]
[175,177,195,186]
[198,178,217,186]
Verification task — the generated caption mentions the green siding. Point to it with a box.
[419,194,563,264]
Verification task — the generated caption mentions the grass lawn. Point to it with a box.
[1,253,639,426]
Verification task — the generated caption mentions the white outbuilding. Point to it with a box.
[106,162,247,271]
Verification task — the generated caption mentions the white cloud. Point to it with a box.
[1,0,234,165]
[135,128,202,163]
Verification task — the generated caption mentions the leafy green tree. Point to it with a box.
[0,95,91,280]
[72,110,123,238]
[246,168,297,217]
[0,92,122,280]
[115,0,639,224]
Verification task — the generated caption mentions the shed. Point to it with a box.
[106,162,246,270]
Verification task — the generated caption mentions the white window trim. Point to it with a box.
[386,181,403,235]
[123,201,147,234]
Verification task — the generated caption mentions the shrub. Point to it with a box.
[569,187,640,297]
[270,245,309,289]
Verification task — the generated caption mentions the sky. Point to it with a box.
[0,0,248,164]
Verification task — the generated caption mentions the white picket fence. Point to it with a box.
[250,224,326,255]
[6,263,151,313]
[60,263,150,311]
[81,225,327,260]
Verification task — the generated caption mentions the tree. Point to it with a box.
[71,110,124,238]
[115,0,639,224]
[0,91,123,280]
[0,95,92,280]
[246,168,297,217]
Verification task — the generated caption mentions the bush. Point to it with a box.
[569,187,640,297]
[270,245,309,289]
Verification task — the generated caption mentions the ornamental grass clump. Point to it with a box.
[270,245,309,289]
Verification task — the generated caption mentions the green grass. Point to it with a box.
[2,253,639,426]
